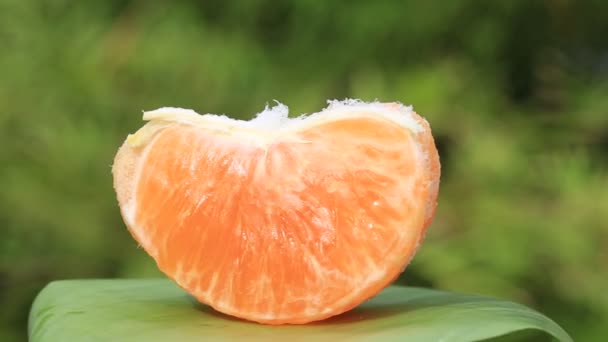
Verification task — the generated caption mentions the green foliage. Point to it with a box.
[29,279,572,342]
[1,1,607,341]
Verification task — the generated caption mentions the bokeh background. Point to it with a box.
[1,1,607,341]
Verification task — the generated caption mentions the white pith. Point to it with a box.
[127,99,422,147]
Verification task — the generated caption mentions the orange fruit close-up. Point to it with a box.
[111,99,441,325]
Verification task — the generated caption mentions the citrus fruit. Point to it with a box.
[112,99,440,324]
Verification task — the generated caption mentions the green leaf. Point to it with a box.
[29,279,572,342]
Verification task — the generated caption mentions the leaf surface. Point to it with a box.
[28,279,572,342]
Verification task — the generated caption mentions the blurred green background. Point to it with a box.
[1,1,607,341]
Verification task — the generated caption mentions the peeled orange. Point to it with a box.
[112,99,440,324]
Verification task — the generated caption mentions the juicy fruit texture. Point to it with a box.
[112,100,440,324]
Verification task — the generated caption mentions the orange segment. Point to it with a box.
[112,100,440,324]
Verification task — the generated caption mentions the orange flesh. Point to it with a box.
[128,115,437,324]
